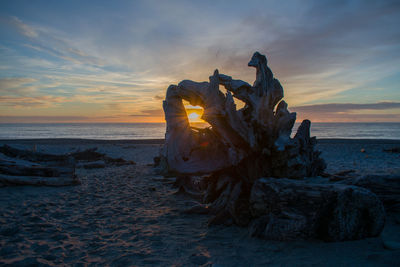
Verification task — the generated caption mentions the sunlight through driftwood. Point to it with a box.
[156,52,386,242]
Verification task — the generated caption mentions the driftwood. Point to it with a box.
[342,175,400,211]
[0,145,78,187]
[249,178,385,241]
[0,144,69,162]
[70,148,135,168]
[70,148,134,165]
[0,145,134,186]
[161,52,325,178]
[0,173,79,187]
[159,52,387,241]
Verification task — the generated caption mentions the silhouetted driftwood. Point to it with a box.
[159,52,386,241]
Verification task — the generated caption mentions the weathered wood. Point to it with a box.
[0,145,136,186]
[70,148,135,166]
[0,144,68,163]
[0,145,77,187]
[161,51,386,242]
[0,174,79,187]
[249,178,385,241]
[0,161,68,177]
[341,175,400,211]
[161,52,325,178]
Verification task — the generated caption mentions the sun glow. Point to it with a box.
[186,108,204,124]
[188,112,200,122]
[184,104,210,128]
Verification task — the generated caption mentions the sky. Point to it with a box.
[0,0,399,123]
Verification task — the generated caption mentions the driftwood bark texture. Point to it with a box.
[159,52,386,241]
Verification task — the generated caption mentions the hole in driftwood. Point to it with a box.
[233,97,246,110]
[219,86,246,111]
[182,100,211,129]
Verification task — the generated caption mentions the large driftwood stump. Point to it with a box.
[158,52,386,241]
[162,52,325,178]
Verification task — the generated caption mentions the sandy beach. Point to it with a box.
[1,138,399,266]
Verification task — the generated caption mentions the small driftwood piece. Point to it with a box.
[0,173,79,187]
[0,144,68,162]
[0,145,78,187]
[0,145,135,186]
[70,148,135,169]
[159,52,386,241]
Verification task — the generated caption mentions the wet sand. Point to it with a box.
[0,139,399,266]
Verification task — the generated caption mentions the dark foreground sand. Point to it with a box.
[0,139,399,266]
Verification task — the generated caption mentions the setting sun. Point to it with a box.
[184,104,210,127]
[185,108,204,124]
[188,112,200,122]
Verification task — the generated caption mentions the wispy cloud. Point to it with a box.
[4,16,105,68]
[130,108,164,117]
[292,102,400,113]
[0,115,125,123]
[0,77,36,89]
[0,77,38,95]
[292,101,400,122]
[0,95,69,108]
[8,16,38,38]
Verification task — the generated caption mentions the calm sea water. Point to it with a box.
[0,123,399,140]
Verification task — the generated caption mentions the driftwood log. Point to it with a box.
[0,145,135,186]
[249,178,385,241]
[157,52,387,241]
[341,175,400,212]
[0,145,78,186]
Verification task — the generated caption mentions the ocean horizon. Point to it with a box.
[0,122,399,140]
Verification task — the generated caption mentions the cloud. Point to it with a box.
[5,16,105,67]
[9,16,38,38]
[0,77,37,95]
[238,1,400,76]
[0,77,36,89]
[292,102,400,113]
[130,108,164,117]
[291,101,400,122]
[0,115,125,123]
[0,116,89,123]
[0,95,69,108]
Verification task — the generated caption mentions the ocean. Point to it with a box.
[0,122,399,140]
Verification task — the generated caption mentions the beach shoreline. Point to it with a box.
[1,138,399,265]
